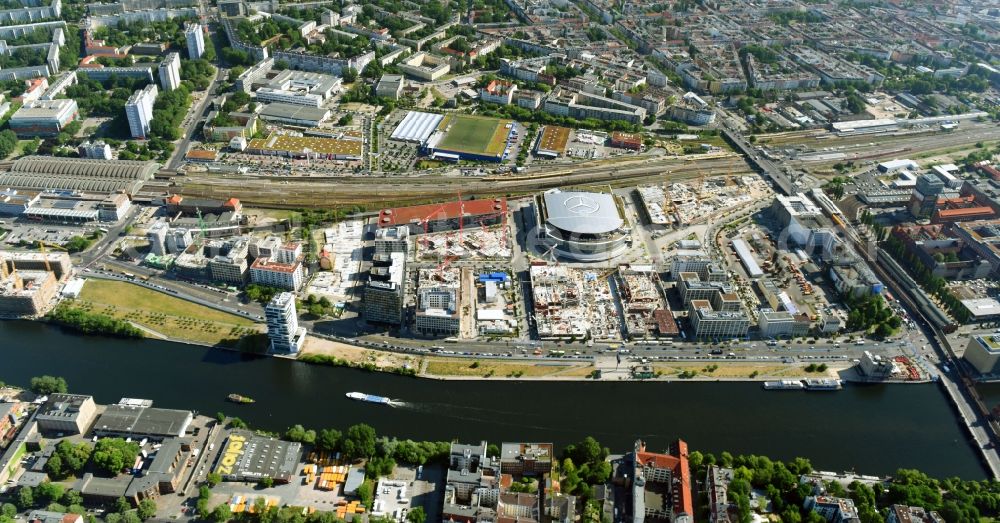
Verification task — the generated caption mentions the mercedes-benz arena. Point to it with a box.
[537,189,629,262]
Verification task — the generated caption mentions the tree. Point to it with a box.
[206,472,222,487]
[2,504,18,519]
[356,480,374,510]
[50,441,91,479]
[30,375,68,394]
[211,503,232,523]
[22,137,40,155]
[92,439,141,475]
[61,491,82,507]
[317,428,341,451]
[44,454,63,479]
[16,487,34,510]
[258,477,274,489]
[137,499,157,521]
[406,507,426,523]
[342,424,377,459]
[35,483,64,506]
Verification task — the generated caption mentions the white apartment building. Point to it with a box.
[265,292,306,353]
[125,83,158,139]
[159,52,181,91]
[185,22,204,59]
[250,257,304,291]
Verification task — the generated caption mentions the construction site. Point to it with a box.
[637,174,773,228]
[528,264,621,342]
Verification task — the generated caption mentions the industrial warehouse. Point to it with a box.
[246,133,362,160]
[0,156,157,223]
[0,156,157,196]
[213,430,301,484]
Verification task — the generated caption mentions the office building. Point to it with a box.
[415,287,460,336]
[9,99,78,137]
[963,335,1000,376]
[374,226,409,255]
[265,291,306,353]
[35,394,97,434]
[363,252,406,325]
[375,73,404,100]
[758,308,810,338]
[909,173,947,218]
[0,188,40,216]
[249,236,283,260]
[185,22,204,59]
[208,237,250,284]
[670,255,726,282]
[125,83,158,139]
[859,350,896,379]
[688,299,749,339]
[147,221,169,255]
[252,70,342,107]
[166,228,192,253]
[77,140,113,160]
[159,52,181,91]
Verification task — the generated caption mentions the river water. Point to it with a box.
[0,320,988,479]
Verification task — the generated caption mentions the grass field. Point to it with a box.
[436,115,510,156]
[425,358,592,378]
[76,279,262,347]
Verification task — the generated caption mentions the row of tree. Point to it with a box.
[48,305,145,339]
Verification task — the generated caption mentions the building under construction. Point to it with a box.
[377,198,507,235]
[0,251,72,315]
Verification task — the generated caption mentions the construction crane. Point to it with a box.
[420,202,449,253]
[436,255,457,276]
[35,241,68,274]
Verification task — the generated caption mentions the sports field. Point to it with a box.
[434,114,512,157]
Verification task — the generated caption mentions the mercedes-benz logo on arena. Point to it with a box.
[563,195,600,215]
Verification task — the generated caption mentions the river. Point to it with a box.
[0,320,988,479]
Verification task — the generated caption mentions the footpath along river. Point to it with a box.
[0,320,988,479]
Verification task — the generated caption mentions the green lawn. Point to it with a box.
[76,279,261,346]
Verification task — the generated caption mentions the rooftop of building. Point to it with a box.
[541,189,624,235]
[92,402,192,437]
[378,198,507,228]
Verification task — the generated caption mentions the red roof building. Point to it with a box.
[624,439,693,523]
[378,198,507,234]
[932,196,995,223]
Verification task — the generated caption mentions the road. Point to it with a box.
[167,65,227,171]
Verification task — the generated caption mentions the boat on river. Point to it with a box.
[227,393,255,404]
[346,392,395,405]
